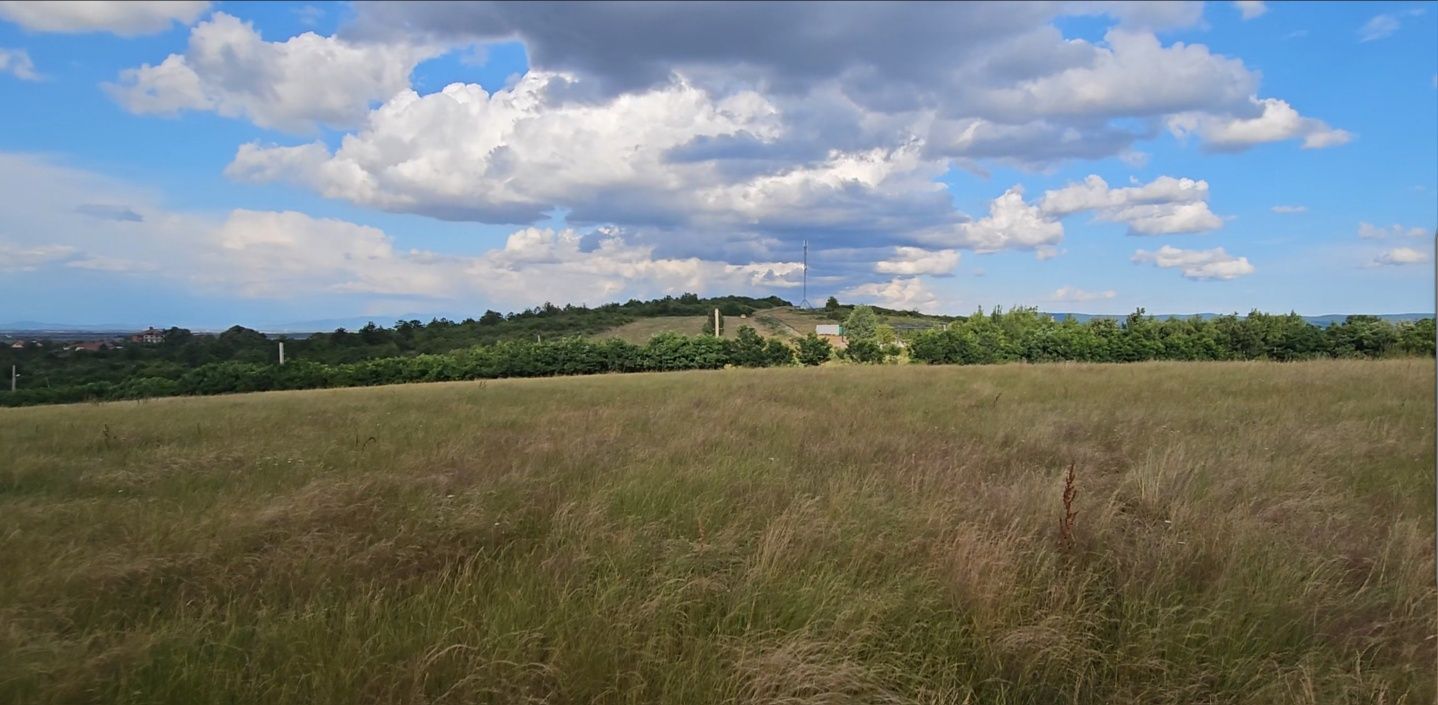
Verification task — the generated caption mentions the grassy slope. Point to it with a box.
[0,360,1432,704]
[588,306,942,344]
[592,307,823,343]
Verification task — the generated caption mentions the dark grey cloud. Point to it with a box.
[339,1,1258,172]
[926,118,1157,166]
[346,1,1074,104]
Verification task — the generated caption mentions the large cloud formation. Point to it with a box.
[88,2,1344,307]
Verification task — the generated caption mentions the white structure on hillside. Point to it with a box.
[815,324,843,336]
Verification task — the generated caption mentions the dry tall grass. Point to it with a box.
[0,359,1432,704]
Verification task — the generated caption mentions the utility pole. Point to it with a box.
[9,365,16,393]
[714,308,720,337]
[278,341,286,365]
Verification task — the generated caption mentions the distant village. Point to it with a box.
[4,327,186,352]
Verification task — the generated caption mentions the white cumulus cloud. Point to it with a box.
[1132,245,1255,280]
[1167,97,1351,151]
[227,72,794,221]
[107,12,440,133]
[975,30,1258,122]
[0,1,208,36]
[1038,175,1223,235]
[1372,247,1429,266]
[838,277,944,312]
[1271,204,1307,214]
[940,186,1066,252]
[874,247,960,276]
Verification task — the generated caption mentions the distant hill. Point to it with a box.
[0,321,145,333]
[0,322,152,342]
[1044,312,1434,327]
[253,315,438,335]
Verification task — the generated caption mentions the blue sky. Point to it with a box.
[0,1,1433,328]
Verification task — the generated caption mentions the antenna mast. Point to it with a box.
[798,240,812,309]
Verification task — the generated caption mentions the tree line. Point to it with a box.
[0,327,828,406]
[0,303,1431,407]
[0,294,789,395]
[903,308,1434,365]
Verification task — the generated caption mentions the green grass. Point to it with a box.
[0,360,1432,704]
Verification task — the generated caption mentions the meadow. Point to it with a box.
[0,359,1432,704]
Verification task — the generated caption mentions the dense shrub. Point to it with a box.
[795,333,833,366]
[844,339,886,364]
[730,327,771,367]
[908,309,1434,366]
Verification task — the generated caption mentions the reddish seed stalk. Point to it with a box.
[1059,463,1078,551]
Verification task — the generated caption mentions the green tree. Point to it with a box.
[698,311,724,336]
[844,305,880,343]
[845,339,885,364]
[763,338,795,366]
[731,326,768,367]
[796,333,832,366]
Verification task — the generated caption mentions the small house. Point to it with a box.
[130,327,165,344]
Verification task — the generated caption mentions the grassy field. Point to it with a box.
[0,360,1432,704]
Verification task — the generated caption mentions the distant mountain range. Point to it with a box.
[0,321,150,332]
[0,314,437,337]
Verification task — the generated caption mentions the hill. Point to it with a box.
[591,306,872,342]
[0,360,1430,704]
[1046,312,1434,326]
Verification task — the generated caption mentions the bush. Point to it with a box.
[730,327,770,367]
[796,334,832,366]
[763,338,795,366]
[845,339,885,364]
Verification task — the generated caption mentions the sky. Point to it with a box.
[0,0,1433,328]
